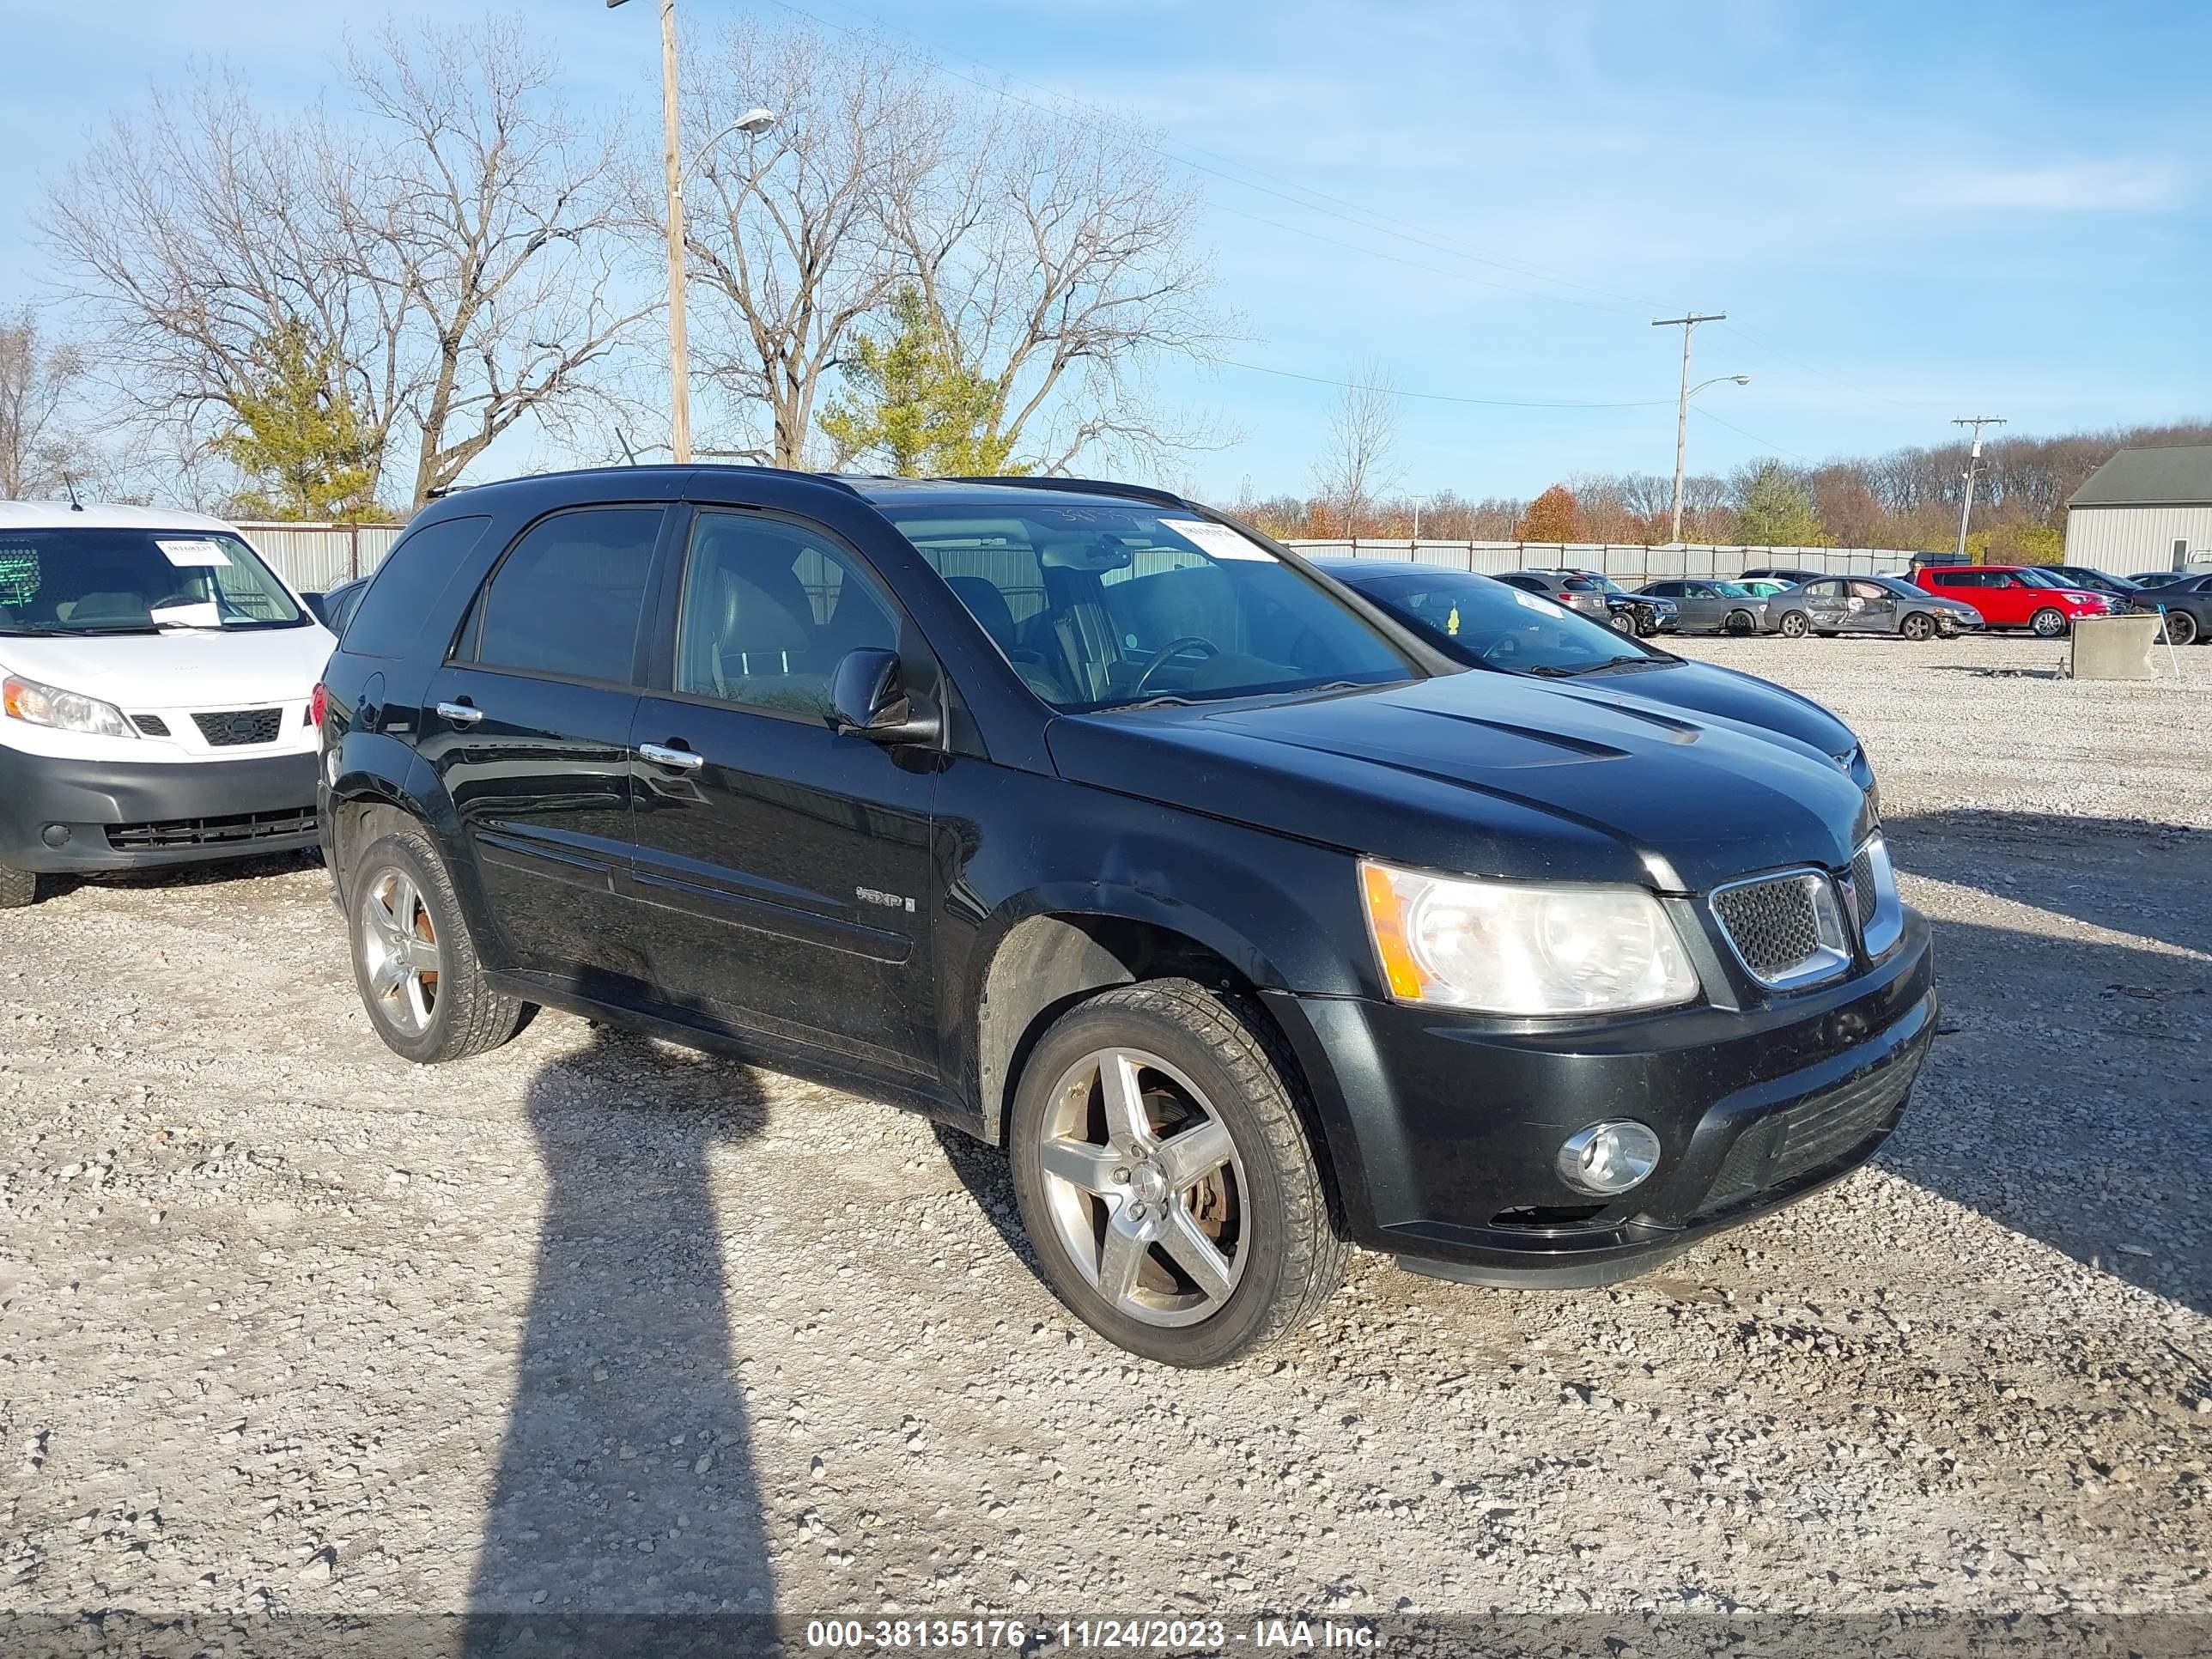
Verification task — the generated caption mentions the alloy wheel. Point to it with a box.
[1901,612,1934,641]
[1778,611,1809,639]
[1035,1046,1249,1328]
[2030,608,2067,639]
[360,868,441,1033]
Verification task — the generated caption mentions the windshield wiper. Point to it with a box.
[0,623,163,636]
[1522,654,1668,678]
[1102,693,1194,711]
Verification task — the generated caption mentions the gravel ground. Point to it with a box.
[1,633,2208,1642]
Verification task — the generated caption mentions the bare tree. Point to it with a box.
[44,76,409,495]
[892,102,1229,475]
[345,18,649,503]
[1310,362,1400,535]
[0,309,97,499]
[678,19,933,469]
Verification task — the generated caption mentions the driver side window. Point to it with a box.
[676,513,899,720]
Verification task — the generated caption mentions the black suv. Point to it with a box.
[316,467,1936,1367]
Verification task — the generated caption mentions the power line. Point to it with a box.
[765,0,1674,319]
[1692,404,1815,465]
[1219,359,1674,409]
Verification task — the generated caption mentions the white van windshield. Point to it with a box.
[0,527,307,635]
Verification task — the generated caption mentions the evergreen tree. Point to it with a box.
[819,289,1028,477]
[1733,462,1826,548]
[214,319,386,520]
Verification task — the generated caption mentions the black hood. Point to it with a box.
[1572,659,1855,759]
[1047,672,1873,894]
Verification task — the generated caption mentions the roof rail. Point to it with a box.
[939,475,1194,510]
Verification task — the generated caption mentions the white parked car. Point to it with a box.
[0,501,335,908]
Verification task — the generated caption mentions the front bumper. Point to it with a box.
[0,745,319,872]
[1267,908,1936,1286]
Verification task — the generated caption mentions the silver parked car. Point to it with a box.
[1768,576,1982,641]
[1634,579,1771,635]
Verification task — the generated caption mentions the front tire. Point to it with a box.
[1607,611,1637,635]
[349,829,527,1064]
[1008,978,1346,1367]
[2029,607,2069,639]
[0,865,38,909]
[1900,611,1936,642]
[1776,611,1811,639]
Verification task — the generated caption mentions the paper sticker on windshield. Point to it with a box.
[150,600,222,628]
[1167,519,1274,562]
[157,538,231,568]
[1511,588,1562,613]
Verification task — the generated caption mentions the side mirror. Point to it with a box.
[827,647,941,746]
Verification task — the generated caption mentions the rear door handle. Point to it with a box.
[435,701,484,726]
[640,742,705,772]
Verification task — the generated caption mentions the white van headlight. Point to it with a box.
[3,674,138,739]
[1359,859,1698,1015]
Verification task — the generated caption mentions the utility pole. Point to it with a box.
[1654,313,1726,544]
[1951,416,2006,559]
[609,0,692,465]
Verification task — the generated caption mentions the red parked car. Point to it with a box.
[1911,563,2116,638]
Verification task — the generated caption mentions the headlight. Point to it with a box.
[1358,860,1699,1015]
[2,673,138,739]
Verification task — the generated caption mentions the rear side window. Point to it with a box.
[469,507,663,684]
[343,516,491,658]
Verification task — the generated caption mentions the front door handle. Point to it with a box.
[640,741,705,772]
[435,701,484,726]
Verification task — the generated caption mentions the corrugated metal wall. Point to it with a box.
[2063,506,2212,573]
[234,523,1929,595]
[1278,540,1917,581]
[233,523,406,592]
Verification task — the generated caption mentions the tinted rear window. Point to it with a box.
[471,507,662,684]
[343,516,492,659]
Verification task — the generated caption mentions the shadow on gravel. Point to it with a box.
[1876,902,2209,1316]
[1883,807,2209,957]
[465,1026,775,1646]
[37,848,323,906]
[931,1122,1048,1296]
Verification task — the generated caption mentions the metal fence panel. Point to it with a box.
[232,523,405,592]
[1279,539,1919,586]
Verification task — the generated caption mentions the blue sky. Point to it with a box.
[6,0,2208,501]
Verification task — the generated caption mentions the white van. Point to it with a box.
[0,501,335,908]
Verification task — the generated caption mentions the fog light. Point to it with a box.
[1556,1120,1661,1195]
[40,823,70,848]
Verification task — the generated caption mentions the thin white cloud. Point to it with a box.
[1910,161,2184,212]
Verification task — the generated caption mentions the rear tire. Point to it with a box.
[2163,610,2199,646]
[1007,978,1346,1368]
[1900,611,1936,641]
[349,829,528,1065]
[0,865,38,909]
[2029,607,2068,639]
[1724,609,1756,636]
[1776,611,1810,639]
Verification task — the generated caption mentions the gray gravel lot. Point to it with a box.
[1,633,2207,1632]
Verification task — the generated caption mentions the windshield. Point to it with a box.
[890,504,1418,709]
[1711,580,1759,598]
[0,526,306,635]
[1339,568,1669,676]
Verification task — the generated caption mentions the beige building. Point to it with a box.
[2063,444,2212,574]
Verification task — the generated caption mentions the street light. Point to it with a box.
[607,3,779,466]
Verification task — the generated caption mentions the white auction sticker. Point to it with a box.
[156,538,231,567]
[1166,519,1276,562]
[150,600,222,628]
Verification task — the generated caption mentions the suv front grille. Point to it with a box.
[191,708,283,746]
[1848,845,1877,933]
[1710,870,1850,988]
[106,807,318,851]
